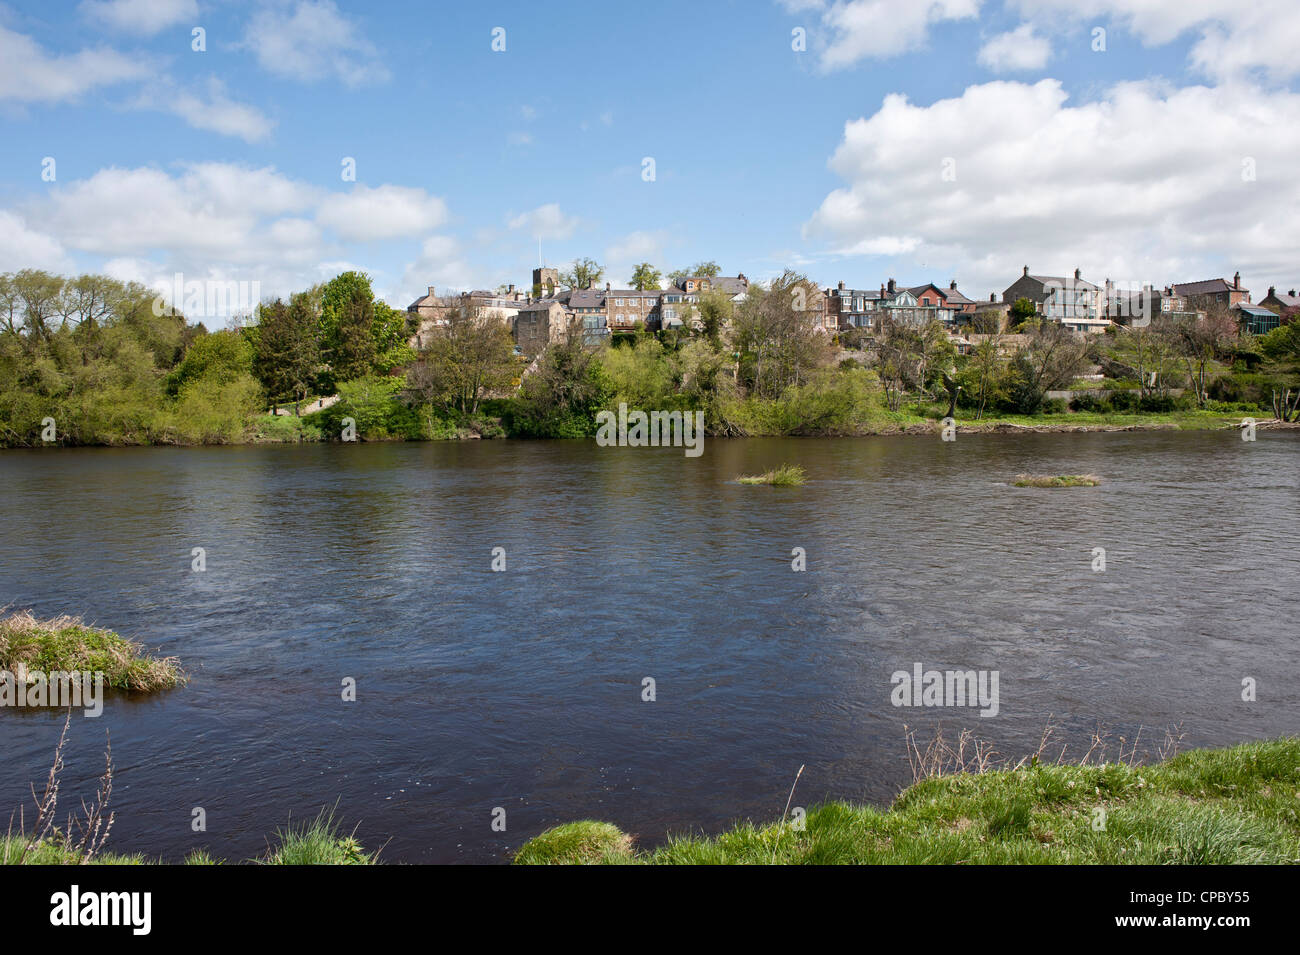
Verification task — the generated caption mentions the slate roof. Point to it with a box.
[1170,278,1237,296]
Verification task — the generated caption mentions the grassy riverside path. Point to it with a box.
[514,737,1300,865]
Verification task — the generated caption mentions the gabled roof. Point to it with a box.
[675,275,748,294]
[1170,278,1236,296]
[567,289,606,308]
[1026,274,1101,292]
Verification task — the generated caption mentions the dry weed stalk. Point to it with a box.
[905,717,1186,784]
[9,711,116,864]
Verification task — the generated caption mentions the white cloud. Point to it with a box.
[0,25,148,102]
[80,0,198,36]
[1009,0,1300,82]
[0,211,70,272]
[605,230,670,285]
[4,163,456,316]
[399,235,476,303]
[131,78,275,142]
[243,0,390,86]
[804,79,1300,295]
[507,203,578,240]
[977,23,1049,72]
[807,0,982,72]
[316,185,449,242]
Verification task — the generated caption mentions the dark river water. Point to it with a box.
[1,431,1297,863]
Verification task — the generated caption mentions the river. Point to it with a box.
[1,430,1296,862]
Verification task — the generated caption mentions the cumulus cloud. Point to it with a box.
[789,0,982,72]
[0,211,71,272]
[399,235,477,303]
[317,185,449,242]
[977,23,1049,72]
[6,163,454,314]
[1008,0,1300,82]
[804,79,1300,295]
[80,0,198,36]
[0,25,148,102]
[242,0,390,86]
[507,203,579,240]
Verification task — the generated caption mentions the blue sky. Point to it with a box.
[1,0,1297,320]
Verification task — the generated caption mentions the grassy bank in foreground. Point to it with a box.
[514,737,1300,864]
[2,811,375,865]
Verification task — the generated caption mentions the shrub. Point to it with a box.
[1040,397,1068,415]
[311,375,422,440]
[1069,393,1113,413]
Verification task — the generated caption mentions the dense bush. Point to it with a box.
[309,376,422,440]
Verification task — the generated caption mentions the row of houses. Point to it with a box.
[407,268,754,353]
[408,263,1296,356]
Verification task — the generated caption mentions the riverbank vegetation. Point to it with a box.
[2,267,1297,447]
[0,610,185,692]
[514,733,1300,865]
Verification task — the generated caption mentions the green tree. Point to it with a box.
[406,301,515,414]
[510,338,612,437]
[1010,297,1038,330]
[318,271,406,390]
[730,270,831,399]
[695,287,733,347]
[560,258,604,290]
[629,263,662,291]
[252,293,320,412]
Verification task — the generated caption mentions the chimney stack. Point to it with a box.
[949,280,956,290]
[990,293,995,302]
[1234,271,1241,289]
[1269,286,1276,297]
[605,282,610,291]
[887,278,896,294]
[1023,265,1029,277]
[427,285,435,297]
[838,280,845,291]
[1074,268,1082,281]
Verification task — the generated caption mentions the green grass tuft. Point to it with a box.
[736,463,806,486]
[1012,473,1102,488]
[261,809,377,865]
[513,821,634,865]
[0,610,185,693]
